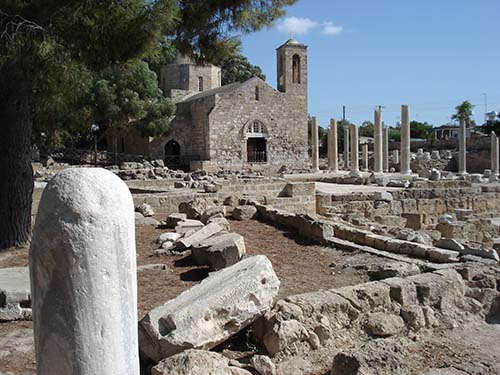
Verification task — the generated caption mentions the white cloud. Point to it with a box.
[277,17,319,35]
[321,22,343,35]
[276,17,343,37]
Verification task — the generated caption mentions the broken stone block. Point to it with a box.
[166,213,187,228]
[368,262,420,281]
[365,312,405,337]
[136,203,154,217]
[454,208,473,221]
[251,355,277,375]
[204,183,221,193]
[0,267,31,321]
[373,191,393,202]
[191,233,246,271]
[438,214,453,225]
[401,213,422,230]
[435,238,464,252]
[233,205,258,220]
[152,349,252,375]
[179,198,211,219]
[400,305,426,331]
[158,232,181,244]
[174,181,186,188]
[430,168,441,181]
[175,219,204,235]
[201,206,226,224]
[138,255,280,362]
[176,222,223,250]
[426,248,460,263]
[207,215,231,231]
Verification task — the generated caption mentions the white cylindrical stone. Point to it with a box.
[383,127,389,172]
[458,119,467,175]
[491,132,499,176]
[392,149,399,165]
[362,144,369,171]
[328,118,339,172]
[349,125,361,177]
[400,105,411,174]
[344,125,350,170]
[374,109,383,173]
[30,168,139,375]
[311,116,319,172]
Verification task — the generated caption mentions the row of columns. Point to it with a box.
[322,105,412,174]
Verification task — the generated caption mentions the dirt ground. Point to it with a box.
[1,218,499,375]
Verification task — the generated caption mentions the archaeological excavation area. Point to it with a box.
[1,139,500,375]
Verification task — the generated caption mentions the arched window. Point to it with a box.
[292,54,301,84]
[198,76,204,91]
[247,120,266,135]
[255,86,260,101]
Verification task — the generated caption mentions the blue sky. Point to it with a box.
[240,0,500,128]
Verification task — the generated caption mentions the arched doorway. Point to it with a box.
[164,140,180,165]
[246,121,267,163]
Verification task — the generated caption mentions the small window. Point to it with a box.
[255,86,260,101]
[198,76,204,91]
[292,54,301,84]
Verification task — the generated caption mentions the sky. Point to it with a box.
[240,0,500,128]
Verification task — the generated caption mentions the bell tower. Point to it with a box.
[276,39,308,99]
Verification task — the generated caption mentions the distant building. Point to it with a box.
[433,125,471,140]
[107,39,309,172]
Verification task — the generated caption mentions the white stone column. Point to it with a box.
[458,119,467,175]
[30,168,139,375]
[362,143,369,171]
[311,116,319,172]
[344,125,350,170]
[491,131,499,179]
[392,149,399,165]
[374,108,383,173]
[349,125,361,177]
[383,127,389,172]
[400,105,411,174]
[328,118,339,172]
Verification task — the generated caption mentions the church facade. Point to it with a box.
[109,39,309,172]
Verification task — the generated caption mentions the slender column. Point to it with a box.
[392,149,399,165]
[30,168,139,375]
[362,143,369,171]
[311,116,319,172]
[349,125,361,177]
[374,108,383,173]
[491,131,499,178]
[383,127,389,172]
[328,118,339,172]
[344,125,350,170]
[458,119,467,175]
[400,105,411,174]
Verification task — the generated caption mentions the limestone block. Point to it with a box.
[30,168,139,374]
[435,238,464,252]
[430,168,441,181]
[233,205,258,220]
[136,203,155,217]
[139,255,280,362]
[401,213,422,230]
[191,233,246,271]
[166,213,187,228]
[373,191,393,202]
[426,248,460,263]
[201,206,226,223]
[207,214,231,231]
[454,208,473,221]
[251,355,277,375]
[365,312,405,337]
[175,219,204,234]
[177,222,223,250]
[0,267,31,321]
[158,232,181,244]
[152,349,252,375]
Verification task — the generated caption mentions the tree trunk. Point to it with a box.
[0,79,34,250]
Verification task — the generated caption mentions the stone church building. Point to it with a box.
[108,39,309,172]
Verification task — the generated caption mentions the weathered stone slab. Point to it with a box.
[233,205,258,220]
[139,255,280,362]
[191,233,246,271]
[175,219,204,234]
[152,349,252,375]
[0,267,31,321]
[176,222,223,250]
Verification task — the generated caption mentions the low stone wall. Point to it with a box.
[252,268,498,358]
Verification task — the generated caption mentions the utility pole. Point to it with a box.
[342,105,346,121]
